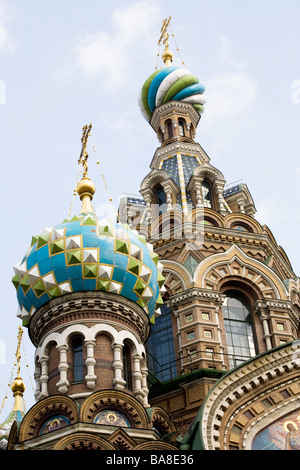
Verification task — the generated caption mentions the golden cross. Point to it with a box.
[16,326,23,377]
[79,123,92,177]
[158,16,172,50]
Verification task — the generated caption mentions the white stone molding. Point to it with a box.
[84,339,97,390]
[56,344,69,394]
[132,354,145,403]
[38,356,49,400]
[112,342,126,391]
[198,342,300,450]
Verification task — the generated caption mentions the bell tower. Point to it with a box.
[119,17,300,433]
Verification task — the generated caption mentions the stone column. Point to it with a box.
[112,343,126,390]
[262,316,272,350]
[34,361,41,401]
[56,345,69,394]
[141,358,150,408]
[38,356,49,400]
[84,340,97,390]
[132,354,145,403]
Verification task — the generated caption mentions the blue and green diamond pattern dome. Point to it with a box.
[138,66,206,122]
[12,212,165,326]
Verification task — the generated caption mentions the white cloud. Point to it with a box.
[0,1,16,52]
[74,1,160,93]
[204,72,258,122]
[219,34,246,68]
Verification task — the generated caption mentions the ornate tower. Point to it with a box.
[8,125,177,451]
[0,327,25,450]
[119,18,300,434]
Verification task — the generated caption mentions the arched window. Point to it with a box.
[72,336,84,382]
[202,181,212,208]
[178,119,185,137]
[123,343,133,390]
[166,120,173,139]
[223,291,256,369]
[155,184,167,216]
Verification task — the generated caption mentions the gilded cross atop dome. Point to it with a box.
[78,123,92,177]
[76,123,96,214]
[158,16,173,67]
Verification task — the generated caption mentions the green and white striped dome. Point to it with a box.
[138,66,206,121]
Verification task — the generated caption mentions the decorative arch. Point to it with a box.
[194,244,288,300]
[161,259,193,294]
[150,210,185,238]
[140,169,173,192]
[54,432,116,450]
[184,341,300,450]
[224,213,263,234]
[192,162,226,182]
[187,207,225,227]
[18,395,79,442]
[37,323,145,359]
[79,389,150,429]
[133,441,179,450]
[148,406,177,439]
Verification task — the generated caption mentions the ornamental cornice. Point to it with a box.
[199,341,300,450]
[150,142,209,170]
[167,287,226,309]
[29,291,150,346]
[254,298,300,325]
[150,101,201,131]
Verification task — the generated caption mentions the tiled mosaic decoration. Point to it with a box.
[12,213,165,326]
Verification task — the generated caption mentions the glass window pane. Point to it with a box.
[223,291,256,368]
[147,303,176,381]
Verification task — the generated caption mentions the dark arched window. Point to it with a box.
[202,181,212,208]
[223,291,256,369]
[72,336,84,382]
[178,119,185,137]
[155,185,167,216]
[123,343,133,390]
[166,120,173,139]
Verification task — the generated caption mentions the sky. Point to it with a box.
[1,0,300,418]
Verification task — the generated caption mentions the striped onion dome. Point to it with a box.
[138,66,206,121]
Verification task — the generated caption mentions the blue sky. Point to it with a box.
[1,0,300,416]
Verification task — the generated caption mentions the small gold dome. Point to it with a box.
[11,376,25,394]
[77,177,96,199]
[162,49,173,65]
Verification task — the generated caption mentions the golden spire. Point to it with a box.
[158,16,173,67]
[77,123,96,214]
[11,326,25,412]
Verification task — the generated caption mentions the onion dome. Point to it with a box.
[12,177,165,327]
[138,66,206,122]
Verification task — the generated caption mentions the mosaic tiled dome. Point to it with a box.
[138,66,206,122]
[12,212,165,326]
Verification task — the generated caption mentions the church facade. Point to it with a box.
[3,19,300,451]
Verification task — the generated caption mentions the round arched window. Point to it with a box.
[223,291,256,368]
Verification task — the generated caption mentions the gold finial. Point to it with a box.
[158,16,173,67]
[77,123,96,214]
[11,326,25,412]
